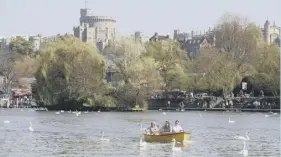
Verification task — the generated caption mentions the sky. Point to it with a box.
[0,0,280,37]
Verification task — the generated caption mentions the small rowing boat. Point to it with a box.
[143,132,190,143]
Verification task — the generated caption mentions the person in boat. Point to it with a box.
[172,120,184,133]
[161,121,172,133]
[146,121,159,135]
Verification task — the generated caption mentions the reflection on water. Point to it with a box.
[0,109,279,157]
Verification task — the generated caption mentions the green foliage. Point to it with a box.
[33,36,106,106]
[251,44,280,96]
[83,94,117,107]
[145,40,191,91]
[9,37,34,56]
[104,37,163,108]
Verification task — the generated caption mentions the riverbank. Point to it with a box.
[150,107,280,113]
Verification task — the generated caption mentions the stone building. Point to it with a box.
[174,20,280,59]
[174,28,216,59]
[73,4,116,51]
[0,35,43,53]
[133,31,149,43]
[261,20,280,46]
[149,32,170,42]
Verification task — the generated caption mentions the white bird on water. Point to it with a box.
[28,122,34,132]
[55,111,60,114]
[4,120,10,124]
[228,117,235,124]
[97,110,101,113]
[76,111,81,116]
[139,136,147,147]
[239,141,248,157]
[162,112,166,115]
[171,139,181,152]
[100,131,110,142]
[60,110,64,113]
[264,114,271,118]
[234,132,250,141]
[84,110,89,114]
[68,110,72,113]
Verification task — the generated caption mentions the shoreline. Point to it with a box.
[4,107,277,113]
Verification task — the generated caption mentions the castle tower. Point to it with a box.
[173,30,179,40]
[264,20,270,44]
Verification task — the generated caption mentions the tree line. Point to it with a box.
[0,13,279,109]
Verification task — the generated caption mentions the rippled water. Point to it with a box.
[0,109,279,157]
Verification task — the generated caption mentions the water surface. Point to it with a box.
[0,109,279,157]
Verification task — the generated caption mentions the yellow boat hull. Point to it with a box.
[143,132,191,143]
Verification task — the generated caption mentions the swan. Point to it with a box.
[181,109,185,112]
[68,110,72,113]
[97,110,101,113]
[171,139,181,152]
[139,136,147,147]
[159,109,162,111]
[100,131,110,142]
[84,110,89,114]
[60,110,64,113]
[228,118,235,124]
[4,120,10,124]
[273,113,278,115]
[239,141,248,156]
[55,111,60,114]
[28,122,34,132]
[264,114,270,118]
[162,112,166,115]
[234,132,250,141]
[76,112,81,116]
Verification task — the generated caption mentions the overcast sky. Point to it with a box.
[0,0,280,37]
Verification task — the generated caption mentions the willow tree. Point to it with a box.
[145,40,191,91]
[252,44,280,96]
[104,37,163,108]
[33,36,106,108]
[215,13,263,70]
[194,47,256,95]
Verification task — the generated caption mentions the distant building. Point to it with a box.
[149,32,170,42]
[174,28,216,59]
[73,3,116,51]
[133,31,149,43]
[0,35,43,53]
[261,20,280,46]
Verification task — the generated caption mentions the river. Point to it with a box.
[0,109,279,157]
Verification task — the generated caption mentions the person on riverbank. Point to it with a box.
[172,120,184,133]
[161,121,172,133]
[146,121,159,135]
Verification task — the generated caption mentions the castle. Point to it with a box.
[73,2,116,51]
[171,20,280,58]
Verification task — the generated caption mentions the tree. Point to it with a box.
[194,47,256,95]
[145,40,191,91]
[9,37,34,56]
[13,56,40,78]
[0,50,18,96]
[33,36,106,108]
[252,44,280,96]
[215,13,263,65]
[104,37,163,108]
